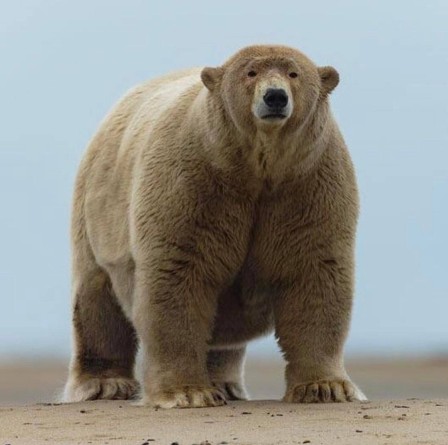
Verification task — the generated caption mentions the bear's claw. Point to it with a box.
[63,376,139,402]
[284,379,367,403]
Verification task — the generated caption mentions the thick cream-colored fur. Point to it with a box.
[64,45,366,407]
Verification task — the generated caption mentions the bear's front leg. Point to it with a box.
[274,243,367,403]
[132,263,228,409]
[130,167,254,408]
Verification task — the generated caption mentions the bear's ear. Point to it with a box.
[318,66,340,96]
[201,67,223,92]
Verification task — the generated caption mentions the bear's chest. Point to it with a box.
[241,183,317,287]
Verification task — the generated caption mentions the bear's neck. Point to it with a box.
[198,92,334,189]
[249,105,334,185]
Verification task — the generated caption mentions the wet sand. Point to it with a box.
[1,357,448,405]
[1,357,447,444]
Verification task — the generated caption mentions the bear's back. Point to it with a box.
[77,68,203,271]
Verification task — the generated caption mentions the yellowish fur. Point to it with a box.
[64,44,366,407]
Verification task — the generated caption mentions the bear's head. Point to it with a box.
[201,45,339,136]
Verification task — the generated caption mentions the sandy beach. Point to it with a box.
[2,356,448,405]
[1,398,447,445]
[1,357,447,444]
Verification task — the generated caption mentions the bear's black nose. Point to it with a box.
[263,88,288,109]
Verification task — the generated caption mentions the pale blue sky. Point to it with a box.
[1,1,447,359]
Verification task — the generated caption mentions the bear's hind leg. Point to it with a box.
[207,347,248,401]
[64,265,139,402]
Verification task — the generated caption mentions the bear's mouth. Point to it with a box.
[261,113,287,120]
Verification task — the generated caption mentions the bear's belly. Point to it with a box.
[210,260,276,348]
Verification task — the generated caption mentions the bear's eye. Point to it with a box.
[289,72,298,79]
[247,70,257,78]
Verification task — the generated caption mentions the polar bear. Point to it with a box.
[64,44,366,408]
